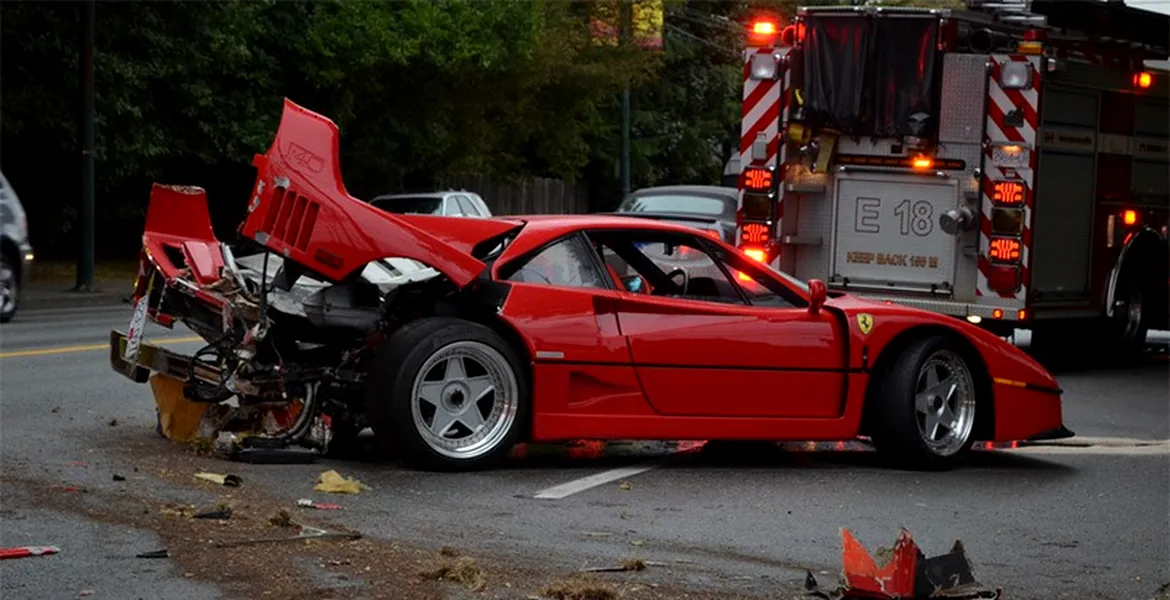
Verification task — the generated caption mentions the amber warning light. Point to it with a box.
[1123,209,1138,226]
[742,167,773,191]
[752,19,777,36]
[1134,72,1153,89]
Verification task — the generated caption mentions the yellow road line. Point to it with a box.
[0,336,203,359]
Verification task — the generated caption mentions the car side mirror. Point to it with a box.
[808,279,827,315]
[621,274,649,294]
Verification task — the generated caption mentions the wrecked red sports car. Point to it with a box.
[110,99,1071,471]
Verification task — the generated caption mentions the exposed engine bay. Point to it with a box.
[112,233,503,460]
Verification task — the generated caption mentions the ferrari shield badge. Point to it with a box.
[856,313,874,336]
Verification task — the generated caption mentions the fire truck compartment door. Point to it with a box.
[830,175,959,292]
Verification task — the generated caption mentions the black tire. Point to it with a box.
[0,252,18,324]
[364,317,529,472]
[1106,274,1149,357]
[869,335,980,471]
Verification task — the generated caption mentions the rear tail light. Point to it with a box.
[1122,209,1137,226]
[986,264,1021,294]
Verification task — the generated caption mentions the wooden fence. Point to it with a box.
[436,173,591,216]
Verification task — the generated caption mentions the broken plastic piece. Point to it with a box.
[296,498,343,510]
[0,546,60,560]
[194,472,241,487]
[136,549,169,559]
[805,529,998,600]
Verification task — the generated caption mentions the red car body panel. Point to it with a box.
[237,99,494,288]
[135,98,1066,449]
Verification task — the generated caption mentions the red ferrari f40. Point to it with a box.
[110,99,1071,471]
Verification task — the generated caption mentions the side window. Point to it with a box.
[706,245,803,309]
[589,231,746,305]
[441,196,463,217]
[502,235,609,289]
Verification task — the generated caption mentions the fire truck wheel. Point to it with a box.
[1107,275,1148,355]
[365,316,530,472]
[870,335,978,471]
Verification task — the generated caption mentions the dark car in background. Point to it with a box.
[614,185,737,244]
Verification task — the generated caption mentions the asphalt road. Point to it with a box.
[1,305,1167,599]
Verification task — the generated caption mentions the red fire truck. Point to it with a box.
[734,0,1169,357]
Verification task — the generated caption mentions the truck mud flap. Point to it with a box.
[109,329,221,386]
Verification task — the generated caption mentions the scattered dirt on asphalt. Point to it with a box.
[3,433,786,600]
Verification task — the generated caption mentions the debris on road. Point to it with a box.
[136,549,170,559]
[313,469,369,494]
[108,418,118,427]
[541,575,619,600]
[194,471,241,487]
[0,546,60,560]
[295,498,343,510]
[216,524,361,548]
[193,504,233,520]
[805,528,1000,599]
[581,557,647,573]
[618,481,633,491]
[112,474,125,482]
[78,590,95,597]
[418,554,486,592]
[268,509,294,527]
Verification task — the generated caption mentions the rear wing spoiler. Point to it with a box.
[236,99,493,288]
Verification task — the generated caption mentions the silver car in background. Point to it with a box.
[0,170,34,323]
[369,190,492,218]
[611,185,738,284]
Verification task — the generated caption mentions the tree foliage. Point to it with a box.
[3,0,961,256]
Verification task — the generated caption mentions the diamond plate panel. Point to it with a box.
[939,54,990,144]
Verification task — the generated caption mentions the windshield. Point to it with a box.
[371,196,443,215]
[620,193,733,219]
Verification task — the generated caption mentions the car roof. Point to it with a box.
[492,213,727,262]
[626,185,737,199]
[372,190,473,200]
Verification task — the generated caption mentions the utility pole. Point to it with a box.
[619,0,632,200]
[75,0,95,292]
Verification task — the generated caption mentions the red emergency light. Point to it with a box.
[742,167,773,191]
[989,237,1022,263]
[741,223,769,244]
[992,181,1025,205]
[747,15,780,46]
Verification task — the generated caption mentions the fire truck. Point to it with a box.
[733,0,1169,357]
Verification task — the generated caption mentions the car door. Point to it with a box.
[587,229,848,419]
[494,232,642,431]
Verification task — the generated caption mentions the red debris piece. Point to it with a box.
[0,546,60,560]
[841,528,919,598]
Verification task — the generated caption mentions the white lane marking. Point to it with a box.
[533,464,660,500]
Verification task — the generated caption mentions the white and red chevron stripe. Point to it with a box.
[738,47,788,253]
[739,47,785,169]
[976,54,1041,313]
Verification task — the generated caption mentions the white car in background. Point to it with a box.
[369,190,492,218]
[0,170,33,323]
